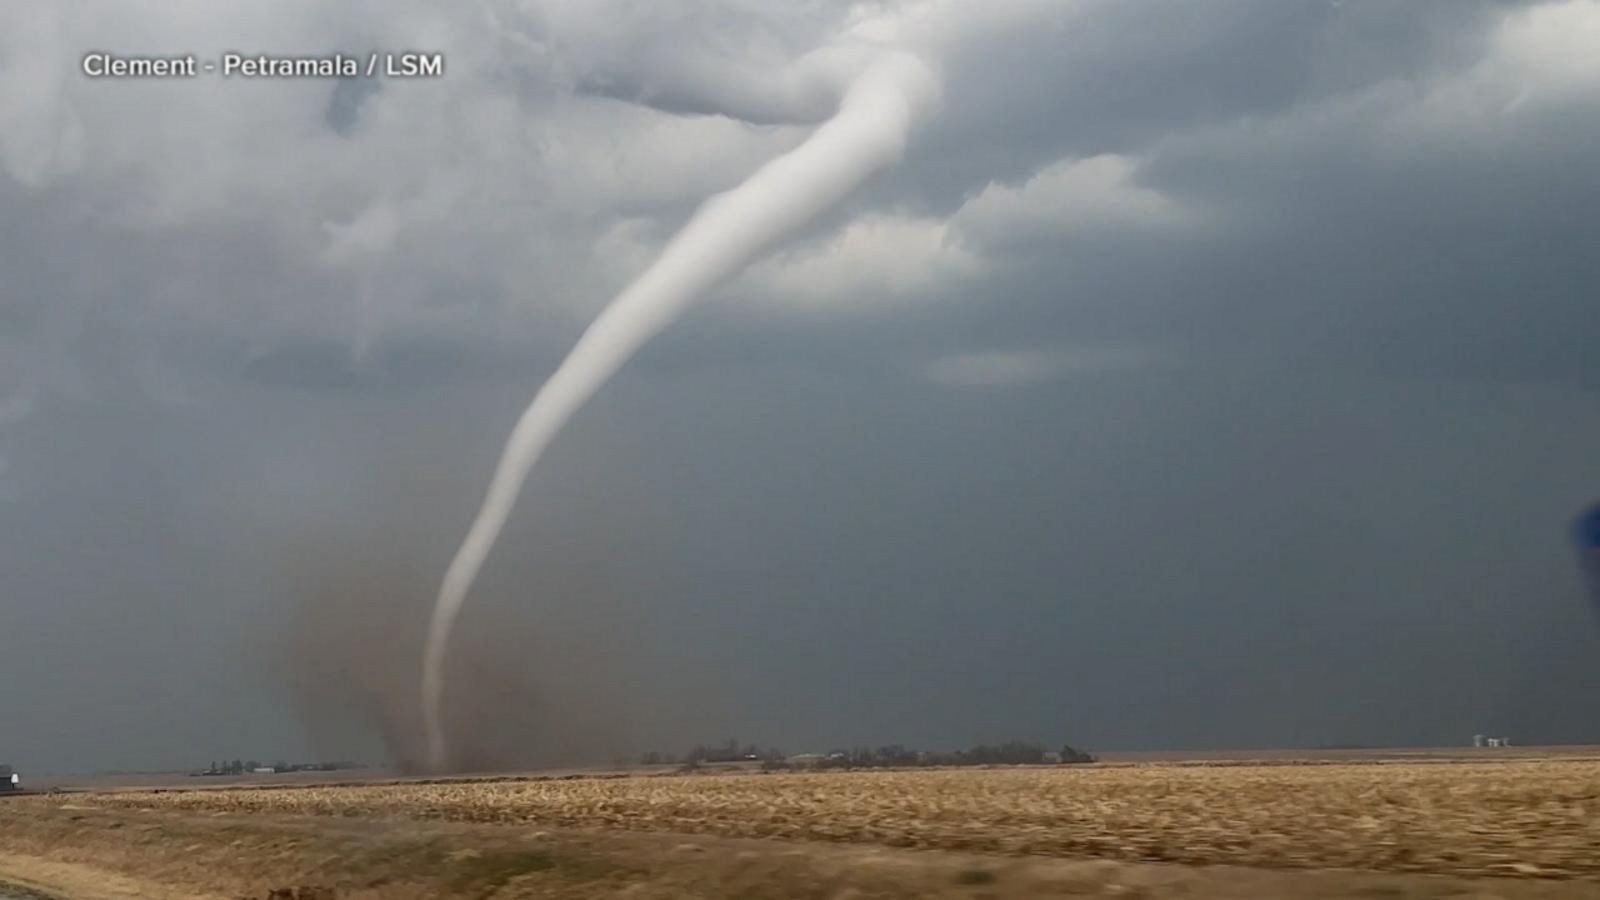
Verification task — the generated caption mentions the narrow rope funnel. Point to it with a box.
[422,52,940,771]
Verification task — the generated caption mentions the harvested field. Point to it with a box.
[62,759,1600,880]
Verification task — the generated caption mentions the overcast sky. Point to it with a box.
[2,0,1598,775]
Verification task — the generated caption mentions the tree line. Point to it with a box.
[641,739,1096,769]
[195,760,359,776]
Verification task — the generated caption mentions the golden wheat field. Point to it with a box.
[73,760,1600,879]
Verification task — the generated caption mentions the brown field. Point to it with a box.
[4,753,1600,898]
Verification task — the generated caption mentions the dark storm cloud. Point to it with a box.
[1136,89,1600,385]
[1,0,1599,774]
[877,0,1536,211]
[325,74,381,136]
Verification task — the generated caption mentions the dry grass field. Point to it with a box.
[4,756,1599,898]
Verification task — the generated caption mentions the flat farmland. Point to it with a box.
[64,758,1600,879]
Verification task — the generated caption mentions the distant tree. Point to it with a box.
[640,751,663,766]
[999,741,1045,764]
[1059,744,1096,764]
[874,745,918,767]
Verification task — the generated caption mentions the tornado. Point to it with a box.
[421,51,941,770]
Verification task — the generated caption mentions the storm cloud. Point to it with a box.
[1,0,1598,774]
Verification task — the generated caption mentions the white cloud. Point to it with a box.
[954,154,1191,250]
[4,0,1585,396]
[924,344,1162,387]
[743,214,980,310]
[1,1,1223,374]
[1483,0,1600,100]
[0,1,991,361]
[736,150,1194,311]
[1365,0,1600,148]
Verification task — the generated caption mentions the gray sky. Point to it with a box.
[2,0,1599,774]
